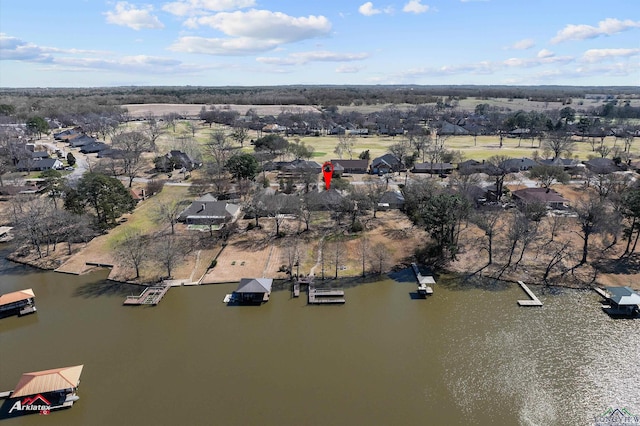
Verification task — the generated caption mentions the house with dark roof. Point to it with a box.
[538,157,580,171]
[412,162,455,174]
[178,194,241,226]
[438,122,469,136]
[31,151,50,160]
[53,128,80,141]
[80,142,108,154]
[16,158,62,172]
[282,159,321,174]
[308,188,345,211]
[168,150,200,171]
[500,158,537,172]
[330,159,369,174]
[378,191,405,210]
[458,159,488,174]
[371,154,401,175]
[511,188,569,210]
[68,134,97,148]
[233,278,273,304]
[584,157,620,174]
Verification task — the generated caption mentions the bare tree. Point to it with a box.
[203,130,234,193]
[357,234,369,277]
[328,239,346,279]
[335,133,356,159]
[154,199,188,234]
[369,242,389,274]
[144,113,162,150]
[472,209,501,266]
[115,228,148,279]
[542,133,574,159]
[111,131,152,187]
[152,233,190,279]
[574,195,606,266]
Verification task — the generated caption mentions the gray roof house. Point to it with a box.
[412,162,455,174]
[178,194,241,226]
[68,134,97,148]
[378,191,405,210]
[234,278,273,304]
[500,158,537,172]
[16,158,63,172]
[371,154,402,174]
[511,188,569,209]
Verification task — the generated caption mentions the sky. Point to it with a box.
[0,0,639,87]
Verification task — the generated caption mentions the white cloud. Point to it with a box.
[582,48,640,63]
[104,2,164,30]
[336,65,364,73]
[506,39,535,50]
[503,52,572,68]
[172,9,331,55]
[551,18,640,44]
[257,51,370,66]
[403,0,429,14]
[359,2,381,16]
[162,0,255,17]
[537,49,554,58]
[170,36,279,55]
[192,10,330,42]
[0,34,106,62]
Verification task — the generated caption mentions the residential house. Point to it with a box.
[281,159,321,175]
[80,142,108,154]
[538,157,580,172]
[308,188,345,211]
[511,188,569,210]
[68,134,97,148]
[31,151,50,160]
[233,278,273,304]
[53,128,80,141]
[412,162,455,175]
[330,159,369,175]
[378,191,405,211]
[178,194,241,226]
[370,154,402,175]
[500,157,537,172]
[584,157,620,174]
[458,159,488,175]
[438,122,469,136]
[16,158,63,172]
[168,150,200,171]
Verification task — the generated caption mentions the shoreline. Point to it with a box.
[1,249,613,294]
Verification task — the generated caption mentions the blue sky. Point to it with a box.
[0,0,638,87]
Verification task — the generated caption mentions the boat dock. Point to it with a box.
[517,281,543,306]
[123,284,170,306]
[293,282,300,297]
[0,390,12,399]
[412,263,434,296]
[308,286,345,304]
[593,287,610,299]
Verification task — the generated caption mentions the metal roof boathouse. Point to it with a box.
[0,289,36,318]
[0,365,84,418]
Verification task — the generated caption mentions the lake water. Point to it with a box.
[0,248,638,426]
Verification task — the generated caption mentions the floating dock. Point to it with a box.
[308,286,345,304]
[123,284,170,306]
[412,263,435,296]
[517,281,543,306]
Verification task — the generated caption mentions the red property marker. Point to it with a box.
[322,161,334,190]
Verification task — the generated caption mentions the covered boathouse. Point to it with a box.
[604,286,640,317]
[0,365,83,418]
[234,278,273,304]
[0,289,36,318]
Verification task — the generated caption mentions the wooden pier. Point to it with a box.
[308,286,345,304]
[593,287,610,299]
[412,263,434,296]
[123,284,170,306]
[517,281,543,307]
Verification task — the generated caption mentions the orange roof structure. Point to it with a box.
[0,289,35,307]
[12,365,84,398]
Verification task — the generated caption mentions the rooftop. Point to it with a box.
[0,288,35,307]
[12,365,84,398]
